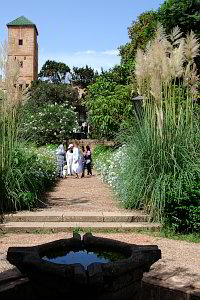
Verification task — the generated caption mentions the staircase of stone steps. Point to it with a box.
[0,211,161,233]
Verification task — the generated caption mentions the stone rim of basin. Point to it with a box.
[7,232,161,289]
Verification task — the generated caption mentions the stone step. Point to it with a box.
[0,221,161,233]
[3,211,150,223]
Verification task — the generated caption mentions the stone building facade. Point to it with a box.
[7,16,38,88]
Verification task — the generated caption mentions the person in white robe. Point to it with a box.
[66,144,73,176]
[72,143,82,178]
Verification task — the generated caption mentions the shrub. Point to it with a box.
[94,142,200,233]
[21,102,77,145]
[93,145,126,188]
[93,27,200,234]
[114,26,200,223]
[27,81,79,107]
[1,145,57,212]
[164,174,200,233]
[86,74,132,139]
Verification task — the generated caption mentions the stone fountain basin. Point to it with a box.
[7,233,161,300]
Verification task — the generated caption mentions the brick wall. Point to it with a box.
[7,26,38,85]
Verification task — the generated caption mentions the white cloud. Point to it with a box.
[101,50,119,55]
[75,50,96,55]
[39,49,120,72]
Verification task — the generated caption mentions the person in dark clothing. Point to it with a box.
[85,145,92,176]
[81,146,86,178]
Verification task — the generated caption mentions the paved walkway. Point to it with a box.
[44,174,124,212]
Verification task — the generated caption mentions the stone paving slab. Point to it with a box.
[3,211,149,223]
[102,211,149,222]
[62,211,104,222]
[0,221,161,233]
[3,210,149,223]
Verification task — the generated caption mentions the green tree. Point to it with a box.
[158,0,200,72]
[119,10,158,65]
[39,60,70,83]
[86,74,132,139]
[158,0,200,37]
[70,65,98,88]
[101,64,132,85]
[27,80,79,108]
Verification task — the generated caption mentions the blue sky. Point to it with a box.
[1,0,164,71]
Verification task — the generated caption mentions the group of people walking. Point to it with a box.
[56,142,92,179]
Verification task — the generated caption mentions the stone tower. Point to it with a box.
[7,16,38,88]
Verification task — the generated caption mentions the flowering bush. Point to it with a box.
[94,144,200,234]
[25,145,58,183]
[21,102,77,145]
[93,145,126,190]
[2,144,58,211]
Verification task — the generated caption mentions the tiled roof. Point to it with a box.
[7,16,38,34]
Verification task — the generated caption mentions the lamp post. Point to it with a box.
[131,95,144,118]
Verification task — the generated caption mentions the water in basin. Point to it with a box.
[42,249,127,268]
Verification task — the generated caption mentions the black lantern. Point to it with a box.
[132,95,144,118]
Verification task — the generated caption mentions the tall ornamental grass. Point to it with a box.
[116,26,200,225]
[0,41,21,211]
[0,42,57,212]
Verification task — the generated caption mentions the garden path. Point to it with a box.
[44,173,125,212]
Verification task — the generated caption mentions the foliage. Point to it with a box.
[92,144,114,161]
[137,229,200,243]
[21,102,77,145]
[0,43,59,212]
[70,65,98,89]
[0,41,21,212]
[119,10,158,65]
[86,75,132,139]
[94,124,200,234]
[116,26,200,222]
[164,174,200,233]
[157,0,200,72]
[1,144,57,212]
[93,145,124,188]
[21,80,79,145]
[93,27,200,234]
[27,80,79,108]
[101,64,132,85]
[158,0,200,38]
[39,60,70,83]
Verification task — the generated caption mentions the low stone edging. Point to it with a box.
[142,276,200,300]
